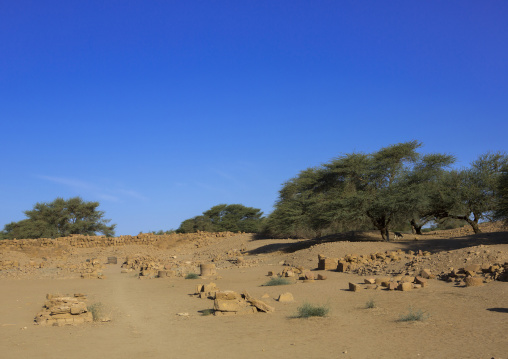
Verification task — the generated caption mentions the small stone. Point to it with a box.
[349,282,362,292]
[465,277,483,287]
[398,282,412,291]
[277,292,294,303]
[387,282,398,291]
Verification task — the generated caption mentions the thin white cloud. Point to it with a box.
[116,189,148,201]
[36,175,147,202]
[37,175,94,190]
[96,193,120,202]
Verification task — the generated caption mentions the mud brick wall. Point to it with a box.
[0,231,238,250]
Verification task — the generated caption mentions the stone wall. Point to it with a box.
[0,231,238,250]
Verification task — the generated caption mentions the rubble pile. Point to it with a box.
[34,293,93,326]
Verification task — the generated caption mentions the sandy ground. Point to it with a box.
[1,227,508,359]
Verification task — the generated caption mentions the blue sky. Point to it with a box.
[1,1,507,235]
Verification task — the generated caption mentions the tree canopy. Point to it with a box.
[1,197,116,239]
[262,142,507,240]
[177,204,264,233]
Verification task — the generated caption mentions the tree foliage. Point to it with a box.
[177,204,264,233]
[262,142,506,240]
[1,197,116,239]
[427,152,507,233]
[493,163,508,225]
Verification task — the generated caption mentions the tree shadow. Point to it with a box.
[247,231,382,255]
[247,230,508,255]
[395,231,508,254]
[487,308,508,313]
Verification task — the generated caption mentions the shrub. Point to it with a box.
[262,277,291,286]
[295,303,329,318]
[200,309,214,316]
[185,273,199,279]
[365,298,376,309]
[398,307,429,322]
[87,302,111,322]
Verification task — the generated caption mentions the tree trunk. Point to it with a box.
[465,218,481,234]
[410,219,423,235]
[380,228,390,241]
[444,213,482,234]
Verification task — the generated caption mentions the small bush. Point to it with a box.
[295,303,329,318]
[365,299,376,309]
[185,273,199,279]
[262,277,291,286]
[87,302,111,322]
[398,307,429,322]
[200,309,214,316]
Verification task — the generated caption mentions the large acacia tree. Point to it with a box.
[264,141,429,240]
[1,197,116,239]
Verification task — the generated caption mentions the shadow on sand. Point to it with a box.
[247,231,508,255]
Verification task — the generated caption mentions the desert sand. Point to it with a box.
[1,224,507,359]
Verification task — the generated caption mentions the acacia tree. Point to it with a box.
[1,197,116,239]
[430,152,508,233]
[264,141,430,240]
[177,204,264,233]
[262,168,328,238]
[404,153,456,234]
[494,164,508,225]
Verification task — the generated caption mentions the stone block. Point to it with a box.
[364,278,376,285]
[278,292,294,302]
[214,299,248,312]
[420,269,435,279]
[375,277,390,285]
[349,282,362,292]
[400,276,414,283]
[70,302,87,315]
[317,274,327,280]
[249,298,275,313]
[304,272,315,280]
[465,277,483,287]
[318,257,338,270]
[387,282,398,291]
[215,291,240,300]
[200,263,217,277]
[398,282,412,291]
[337,261,349,272]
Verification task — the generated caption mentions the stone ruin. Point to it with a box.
[318,251,508,288]
[348,269,435,292]
[80,258,105,279]
[0,260,20,270]
[193,283,274,316]
[120,254,205,279]
[34,293,93,326]
[439,263,508,286]
[267,265,327,281]
[121,255,171,278]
